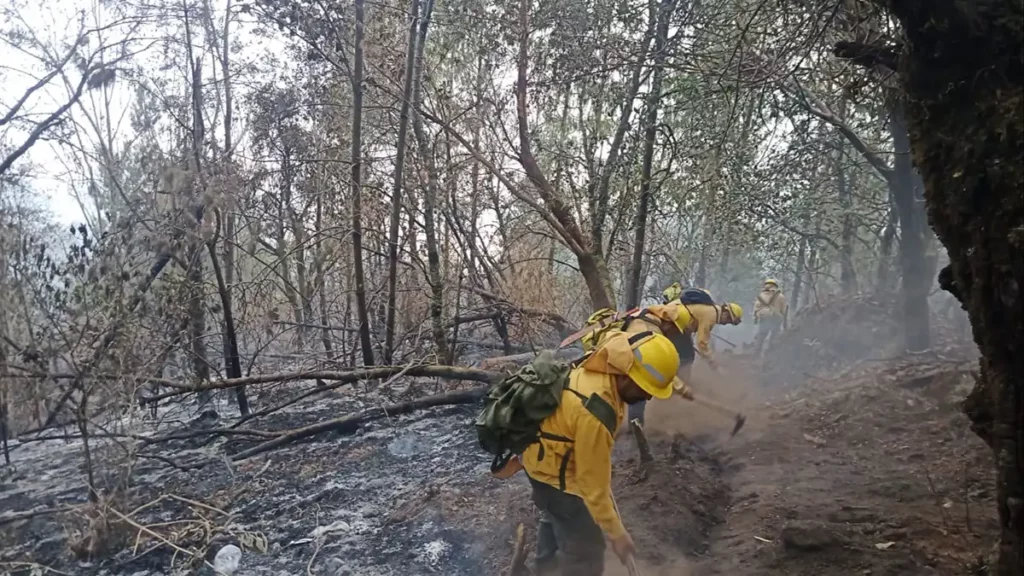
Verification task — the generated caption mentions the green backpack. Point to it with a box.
[475,350,618,474]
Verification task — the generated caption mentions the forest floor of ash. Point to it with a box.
[0,301,1000,576]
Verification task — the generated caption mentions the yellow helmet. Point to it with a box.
[625,332,679,399]
[763,279,779,288]
[721,303,743,325]
[662,282,682,303]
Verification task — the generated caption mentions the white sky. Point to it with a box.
[1,0,291,226]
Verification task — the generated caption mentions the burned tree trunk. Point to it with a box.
[834,120,858,295]
[514,0,615,311]
[207,213,248,416]
[875,198,898,292]
[888,102,931,352]
[626,0,674,309]
[383,0,420,364]
[278,148,305,349]
[315,191,334,366]
[0,350,9,465]
[791,233,807,314]
[410,0,450,362]
[849,3,1023,572]
[186,48,212,407]
[350,0,375,367]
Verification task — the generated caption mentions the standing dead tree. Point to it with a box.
[350,0,375,367]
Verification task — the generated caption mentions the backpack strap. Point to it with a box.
[546,387,621,492]
[566,388,618,435]
[681,304,699,330]
[622,309,661,332]
[490,453,513,474]
[569,352,592,369]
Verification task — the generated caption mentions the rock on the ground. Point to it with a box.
[780,522,841,552]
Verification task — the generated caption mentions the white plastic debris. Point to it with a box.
[422,539,450,565]
[213,544,242,575]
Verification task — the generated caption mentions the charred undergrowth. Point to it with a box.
[1,386,733,576]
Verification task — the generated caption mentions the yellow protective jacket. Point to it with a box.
[677,303,720,361]
[581,304,680,352]
[521,335,635,538]
[620,303,691,337]
[650,300,718,360]
[754,288,787,320]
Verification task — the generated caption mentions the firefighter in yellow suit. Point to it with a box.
[523,332,680,575]
[753,279,788,356]
[580,296,743,425]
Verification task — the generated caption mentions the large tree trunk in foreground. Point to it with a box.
[861,3,1023,572]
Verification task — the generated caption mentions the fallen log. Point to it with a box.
[477,348,581,370]
[231,387,490,461]
[449,311,504,326]
[1,364,182,389]
[230,362,422,428]
[0,505,70,527]
[140,365,499,403]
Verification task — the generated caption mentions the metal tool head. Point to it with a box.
[730,413,747,437]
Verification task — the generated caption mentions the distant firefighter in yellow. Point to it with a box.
[753,278,788,356]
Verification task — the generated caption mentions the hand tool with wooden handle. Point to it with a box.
[624,554,641,576]
[557,308,640,348]
[689,394,746,437]
[609,495,644,576]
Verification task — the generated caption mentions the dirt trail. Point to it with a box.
[656,352,999,576]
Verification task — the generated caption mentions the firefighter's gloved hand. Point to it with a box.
[673,379,695,400]
[610,531,637,564]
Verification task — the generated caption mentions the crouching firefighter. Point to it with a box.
[564,289,743,426]
[477,332,681,575]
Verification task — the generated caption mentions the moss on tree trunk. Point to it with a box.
[880,1,1023,572]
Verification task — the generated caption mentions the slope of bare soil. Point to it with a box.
[690,350,998,576]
